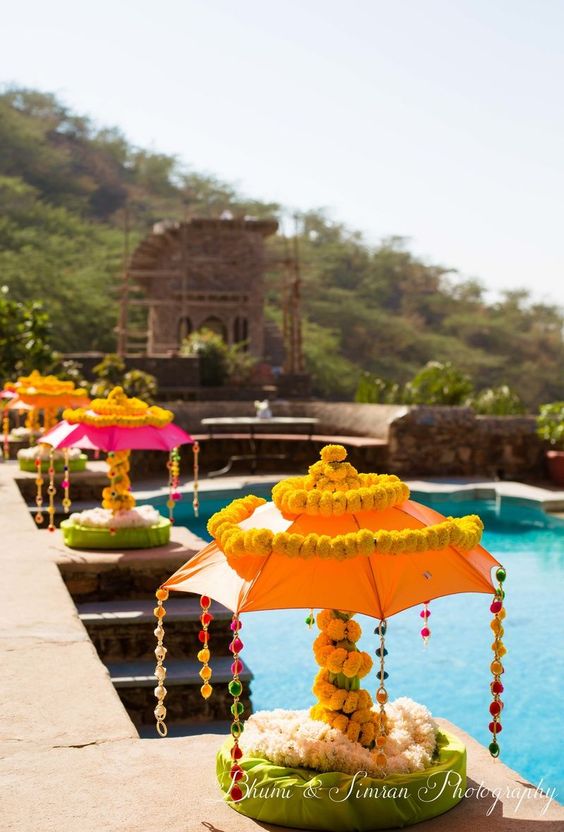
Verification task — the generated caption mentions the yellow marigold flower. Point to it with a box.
[357,528,375,556]
[343,692,359,714]
[357,690,372,710]
[346,490,362,513]
[329,690,348,711]
[253,528,273,556]
[344,533,358,557]
[357,651,373,678]
[332,491,347,515]
[287,533,303,557]
[342,651,363,678]
[330,535,347,560]
[320,444,347,464]
[332,713,349,732]
[350,707,373,724]
[346,721,361,743]
[288,491,307,514]
[319,492,334,517]
[326,618,346,641]
[326,647,348,673]
[317,609,334,630]
[306,491,321,514]
[403,530,419,553]
[344,619,361,643]
[360,722,375,746]
[301,534,318,557]
[358,487,374,512]
[316,535,332,558]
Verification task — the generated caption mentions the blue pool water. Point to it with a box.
[144,488,564,800]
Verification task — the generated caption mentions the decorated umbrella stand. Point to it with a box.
[40,386,198,548]
[2,370,90,470]
[154,445,507,831]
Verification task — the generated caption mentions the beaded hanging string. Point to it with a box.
[488,566,507,758]
[420,600,431,645]
[167,448,181,523]
[61,448,72,514]
[228,613,245,801]
[34,456,44,525]
[198,595,213,699]
[192,441,200,518]
[305,608,315,628]
[153,587,168,737]
[47,447,56,532]
[374,618,389,769]
[2,407,9,460]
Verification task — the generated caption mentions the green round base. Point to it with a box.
[18,455,88,473]
[60,517,171,550]
[217,730,466,831]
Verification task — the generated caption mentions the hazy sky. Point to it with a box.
[2,0,563,304]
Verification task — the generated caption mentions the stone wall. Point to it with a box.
[387,407,545,478]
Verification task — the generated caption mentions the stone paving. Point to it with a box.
[1,461,563,831]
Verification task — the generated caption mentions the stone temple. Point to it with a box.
[125,216,280,361]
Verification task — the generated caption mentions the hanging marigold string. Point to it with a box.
[47,447,56,532]
[228,614,245,802]
[420,601,431,645]
[153,588,168,737]
[198,595,213,699]
[192,440,200,518]
[61,448,71,513]
[488,566,507,758]
[34,456,44,525]
[311,610,376,748]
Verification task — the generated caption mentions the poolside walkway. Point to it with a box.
[1,461,563,831]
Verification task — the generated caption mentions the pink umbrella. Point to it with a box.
[41,419,192,452]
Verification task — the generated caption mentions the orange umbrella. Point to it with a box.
[155,444,507,774]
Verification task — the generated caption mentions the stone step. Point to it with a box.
[107,657,252,727]
[78,598,234,661]
[108,656,252,688]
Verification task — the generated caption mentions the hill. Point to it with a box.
[0,87,562,406]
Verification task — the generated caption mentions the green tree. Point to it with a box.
[404,361,474,406]
[0,290,54,381]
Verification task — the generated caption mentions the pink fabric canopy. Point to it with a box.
[40,420,193,452]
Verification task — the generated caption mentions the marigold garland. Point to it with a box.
[311,609,379,747]
[63,386,173,428]
[207,494,484,560]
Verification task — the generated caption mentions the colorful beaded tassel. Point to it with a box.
[153,588,168,736]
[61,448,72,514]
[305,608,315,628]
[34,456,44,525]
[167,447,181,523]
[420,600,431,645]
[47,448,56,532]
[374,618,389,769]
[198,595,213,699]
[228,614,245,801]
[488,566,507,758]
[193,441,200,518]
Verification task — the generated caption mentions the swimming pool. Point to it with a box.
[143,487,564,800]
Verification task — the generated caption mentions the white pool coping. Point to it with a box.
[132,474,564,515]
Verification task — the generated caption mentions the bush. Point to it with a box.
[537,402,564,449]
[181,329,255,386]
[404,361,474,406]
[355,373,401,404]
[90,353,158,403]
[469,385,525,415]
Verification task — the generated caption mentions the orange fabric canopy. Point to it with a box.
[164,498,499,620]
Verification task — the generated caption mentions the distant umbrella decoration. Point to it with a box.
[154,445,507,831]
[2,370,89,463]
[41,386,198,545]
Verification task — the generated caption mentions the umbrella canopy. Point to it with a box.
[163,445,499,620]
[41,419,192,452]
[4,370,89,411]
[40,385,193,451]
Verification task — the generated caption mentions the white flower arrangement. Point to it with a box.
[68,505,163,529]
[240,698,438,778]
[10,427,35,440]
[17,446,83,461]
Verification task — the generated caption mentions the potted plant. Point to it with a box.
[537,402,564,485]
